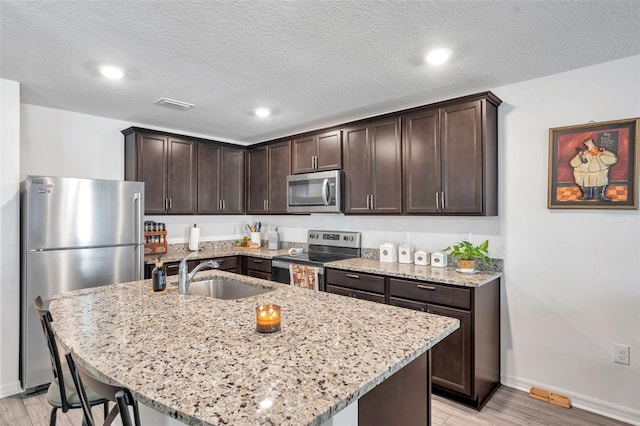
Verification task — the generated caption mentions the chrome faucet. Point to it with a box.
[178,251,219,294]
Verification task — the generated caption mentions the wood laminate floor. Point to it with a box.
[0,385,631,425]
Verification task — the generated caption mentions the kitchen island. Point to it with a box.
[49,271,459,425]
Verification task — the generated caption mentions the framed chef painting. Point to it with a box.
[548,118,639,209]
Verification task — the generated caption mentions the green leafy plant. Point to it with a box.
[443,240,490,263]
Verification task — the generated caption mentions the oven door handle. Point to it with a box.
[272,260,292,269]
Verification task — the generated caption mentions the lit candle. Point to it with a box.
[256,304,281,333]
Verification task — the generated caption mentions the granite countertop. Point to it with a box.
[324,258,502,287]
[49,271,459,426]
[146,247,291,264]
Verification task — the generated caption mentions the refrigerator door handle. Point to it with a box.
[134,192,142,243]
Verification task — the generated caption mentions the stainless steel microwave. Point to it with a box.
[286,170,344,213]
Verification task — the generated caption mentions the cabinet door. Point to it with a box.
[370,117,402,214]
[220,148,245,214]
[342,125,372,213]
[197,142,221,214]
[428,304,472,398]
[316,130,342,171]
[326,285,385,304]
[291,135,316,174]
[403,109,441,214]
[138,133,167,214]
[266,141,291,214]
[247,148,268,214]
[440,100,483,214]
[167,138,197,214]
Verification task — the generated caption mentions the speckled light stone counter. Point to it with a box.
[145,247,291,264]
[325,258,502,287]
[49,271,459,426]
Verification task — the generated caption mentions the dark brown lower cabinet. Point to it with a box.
[243,257,272,280]
[359,351,431,426]
[144,256,239,279]
[326,268,500,410]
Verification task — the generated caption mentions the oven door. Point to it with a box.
[272,259,326,291]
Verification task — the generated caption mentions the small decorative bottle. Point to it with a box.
[152,257,166,292]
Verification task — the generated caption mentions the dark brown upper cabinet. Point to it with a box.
[197,143,245,214]
[291,129,342,174]
[342,117,402,214]
[124,128,197,215]
[403,93,500,215]
[246,140,291,214]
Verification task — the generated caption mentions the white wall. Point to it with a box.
[0,79,22,397]
[6,56,640,423]
[493,56,640,423]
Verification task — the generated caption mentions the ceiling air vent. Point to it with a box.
[154,97,195,110]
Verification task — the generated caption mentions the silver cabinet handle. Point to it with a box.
[164,197,168,211]
[345,273,360,279]
[263,200,267,212]
[265,199,269,211]
[416,284,436,290]
[168,197,172,211]
[366,195,370,210]
[371,194,375,210]
[441,191,446,211]
[435,192,440,211]
[315,156,318,169]
[222,199,225,211]
[253,259,263,264]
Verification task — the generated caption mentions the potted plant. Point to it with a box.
[442,240,490,273]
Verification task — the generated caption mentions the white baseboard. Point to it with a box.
[501,374,640,426]
[0,381,23,398]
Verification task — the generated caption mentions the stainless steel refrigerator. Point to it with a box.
[20,175,144,392]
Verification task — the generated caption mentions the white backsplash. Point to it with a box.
[146,214,505,258]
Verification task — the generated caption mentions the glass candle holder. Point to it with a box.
[256,304,281,333]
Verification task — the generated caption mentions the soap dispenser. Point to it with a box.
[152,256,166,292]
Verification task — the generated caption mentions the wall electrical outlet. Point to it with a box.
[613,343,630,365]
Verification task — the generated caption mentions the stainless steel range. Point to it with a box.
[272,230,362,291]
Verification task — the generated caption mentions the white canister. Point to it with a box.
[398,243,414,264]
[250,232,261,247]
[379,242,398,263]
[414,250,430,266]
[430,252,448,268]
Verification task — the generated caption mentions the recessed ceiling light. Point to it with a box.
[99,65,124,80]
[254,108,271,118]
[154,97,195,110]
[425,48,452,65]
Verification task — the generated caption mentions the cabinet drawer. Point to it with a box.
[211,256,238,272]
[325,269,385,294]
[326,285,385,304]
[389,278,471,310]
[165,262,181,276]
[247,257,272,273]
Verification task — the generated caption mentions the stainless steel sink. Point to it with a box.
[188,278,274,299]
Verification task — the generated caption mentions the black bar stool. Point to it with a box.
[34,296,109,426]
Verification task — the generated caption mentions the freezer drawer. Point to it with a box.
[21,245,142,391]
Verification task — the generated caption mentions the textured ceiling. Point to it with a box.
[1,1,639,144]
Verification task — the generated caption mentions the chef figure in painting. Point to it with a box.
[570,138,618,201]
